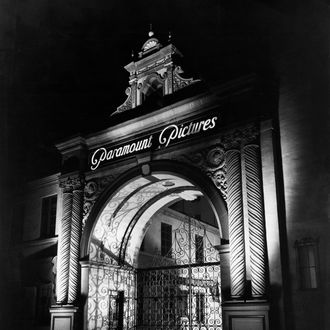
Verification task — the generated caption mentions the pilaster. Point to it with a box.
[68,176,85,304]
[223,301,269,330]
[243,144,267,298]
[225,149,246,298]
[56,178,73,304]
[50,305,79,330]
[52,174,85,330]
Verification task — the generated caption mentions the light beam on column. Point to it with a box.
[225,149,246,298]
[68,177,84,304]
[56,179,73,304]
[244,144,267,298]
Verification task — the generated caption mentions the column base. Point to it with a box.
[50,305,79,330]
[222,300,269,330]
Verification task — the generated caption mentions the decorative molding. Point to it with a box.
[175,126,259,202]
[59,176,85,192]
[221,125,259,150]
[136,55,171,75]
[55,136,87,155]
[179,144,227,200]
[173,65,201,92]
[115,87,133,114]
[83,175,115,228]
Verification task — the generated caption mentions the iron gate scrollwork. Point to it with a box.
[136,264,221,330]
[87,217,222,330]
[88,265,136,330]
[136,217,222,330]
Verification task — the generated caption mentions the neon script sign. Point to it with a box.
[90,116,218,170]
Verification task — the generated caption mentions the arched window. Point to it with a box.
[294,237,319,289]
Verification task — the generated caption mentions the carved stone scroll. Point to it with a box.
[114,87,133,114]
[173,66,201,92]
[180,145,227,200]
[83,175,115,229]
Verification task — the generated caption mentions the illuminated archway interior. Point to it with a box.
[87,172,225,330]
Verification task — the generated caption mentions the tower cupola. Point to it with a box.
[113,28,200,115]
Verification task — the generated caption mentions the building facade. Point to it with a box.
[4,7,330,330]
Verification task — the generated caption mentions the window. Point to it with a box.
[161,223,172,257]
[11,204,24,244]
[36,284,52,324]
[195,234,204,263]
[115,291,124,330]
[40,195,57,238]
[295,237,319,289]
[196,292,205,323]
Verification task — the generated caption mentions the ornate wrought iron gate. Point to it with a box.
[136,217,222,330]
[87,217,222,330]
[88,265,136,330]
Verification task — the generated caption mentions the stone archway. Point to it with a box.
[81,161,228,330]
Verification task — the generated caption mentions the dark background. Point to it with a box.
[1,0,292,184]
[1,0,329,231]
[0,1,330,329]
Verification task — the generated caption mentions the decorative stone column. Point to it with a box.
[244,144,267,298]
[225,149,246,299]
[68,177,85,304]
[51,175,85,330]
[57,178,73,304]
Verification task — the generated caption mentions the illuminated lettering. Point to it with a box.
[91,148,107,170]
[158,116,218,148]
[159,124,178,148]
[90,116,218,170]
[90,135,153,170]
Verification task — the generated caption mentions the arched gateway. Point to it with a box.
[51,29,271,330]
[81,162,227,330]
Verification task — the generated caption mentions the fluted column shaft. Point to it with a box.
[68,184,84,304]
[244,144,267,298]
[57,185,73,304]
[225,149,246,298]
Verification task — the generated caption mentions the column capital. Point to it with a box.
[59,175,85,191]
[222,124,259,150]
[243,143,260,149]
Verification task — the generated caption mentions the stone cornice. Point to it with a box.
[55,136,87,155]
[26,173,60,192]
[86,91,216,150]
[125,44,183,74]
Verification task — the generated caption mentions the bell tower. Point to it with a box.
[113,28,200,115]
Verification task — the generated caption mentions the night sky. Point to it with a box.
[2,0,323,186]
